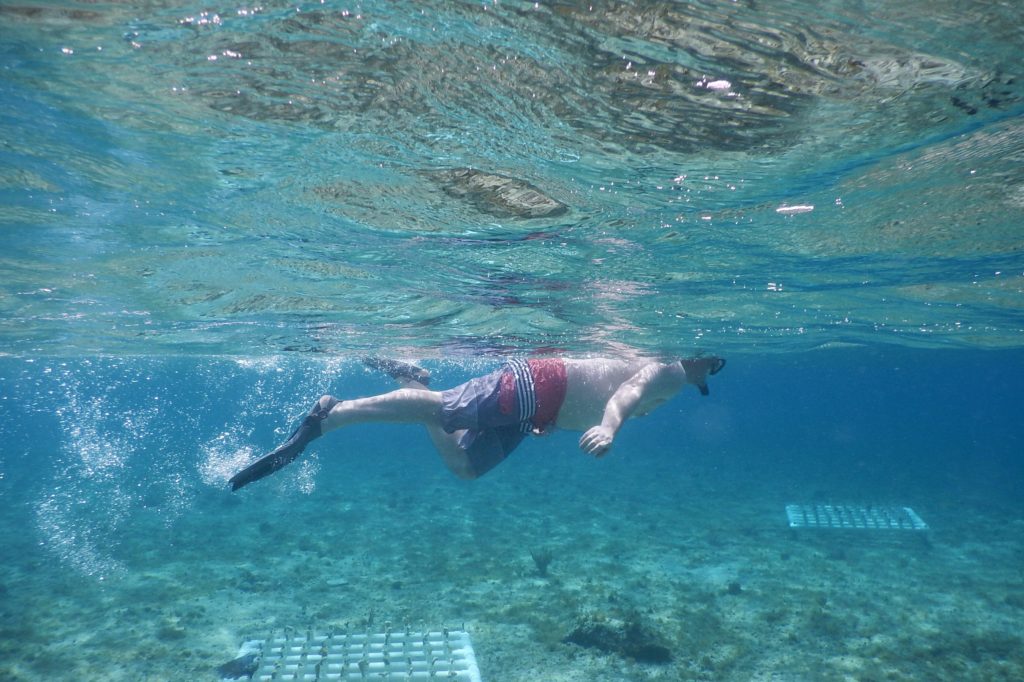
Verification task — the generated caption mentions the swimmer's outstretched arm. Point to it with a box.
[579,362,684,458]
[578,356,725,458]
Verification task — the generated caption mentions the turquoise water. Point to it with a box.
[1,1,1023,680]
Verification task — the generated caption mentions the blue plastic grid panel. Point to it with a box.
[234,629,482,682]
[785,504,928,531]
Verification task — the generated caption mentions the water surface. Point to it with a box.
[2,0,1022,354]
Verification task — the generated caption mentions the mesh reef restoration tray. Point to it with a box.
[222,627,482,681]
[785,504,928,531]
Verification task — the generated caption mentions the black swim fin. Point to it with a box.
[362,357,431,386]
[229,397,337,492]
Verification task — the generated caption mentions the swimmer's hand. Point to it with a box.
[580,425,615,457]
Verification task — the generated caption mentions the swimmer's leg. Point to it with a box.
[382,377,522,479]
[368,370,477,479]
[231,388,445,491]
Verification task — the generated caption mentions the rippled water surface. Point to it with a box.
[2,0,1022,356]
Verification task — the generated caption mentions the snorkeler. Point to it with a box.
[228,355,726,491]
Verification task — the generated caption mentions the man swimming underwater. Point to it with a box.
[229,355,725,490]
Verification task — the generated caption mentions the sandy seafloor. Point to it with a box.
[1,352,1022,681]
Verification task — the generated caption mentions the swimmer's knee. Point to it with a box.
[447,454,480,480]
[434,443,478,480]
[450,465,480,481]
